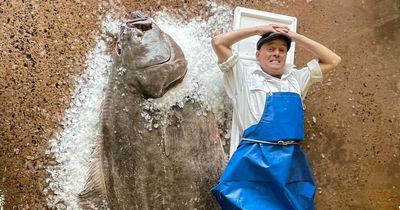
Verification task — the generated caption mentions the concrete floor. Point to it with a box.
[0,0,399,209]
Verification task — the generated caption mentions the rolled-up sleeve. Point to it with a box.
[306,59,323,83]
[293,59,323,97]
[218,54,245,98]
[218,54,239,72]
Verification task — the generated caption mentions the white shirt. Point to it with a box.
[219,54,323,157]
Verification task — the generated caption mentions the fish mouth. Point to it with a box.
[115,12,153,56]
[125,12,153,34]
[119,17,153,40]
[116,12,171,67]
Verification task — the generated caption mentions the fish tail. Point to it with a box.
[78,139,109,209]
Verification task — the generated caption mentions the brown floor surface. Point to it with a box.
[0,0,399,209]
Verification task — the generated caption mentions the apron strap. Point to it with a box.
[288,79,306,110]
[241,138,300,145]
[265,81,273,96]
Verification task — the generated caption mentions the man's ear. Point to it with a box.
[256,50,260,59]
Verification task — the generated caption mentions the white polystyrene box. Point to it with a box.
[233,7,297,64]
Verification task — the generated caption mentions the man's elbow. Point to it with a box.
[211,35,233,63]
[327,54,342,70]
[211,36,222,49]
[320,55,342,74]
[332,54,342,68]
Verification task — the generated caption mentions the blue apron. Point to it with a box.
[212,92,316,210]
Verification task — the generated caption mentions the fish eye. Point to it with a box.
[116,41,122,56]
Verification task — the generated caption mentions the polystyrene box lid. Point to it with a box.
[233,7,297,64]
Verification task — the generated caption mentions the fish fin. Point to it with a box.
[78,140,109,209]
[161,126,170,157]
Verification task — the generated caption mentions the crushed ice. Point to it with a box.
[0,189,5,210]
[46,2,233,209]
[46,37,113,209]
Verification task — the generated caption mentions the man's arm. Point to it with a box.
[211,24,289,64]
[284,30,342,74]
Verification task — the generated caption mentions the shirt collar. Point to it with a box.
[251,63,296,80]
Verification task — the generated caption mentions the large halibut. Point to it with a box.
[78,12,225,209]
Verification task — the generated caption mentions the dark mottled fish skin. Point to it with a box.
[78,12,225,210]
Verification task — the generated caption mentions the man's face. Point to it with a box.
[256,39,288,77]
